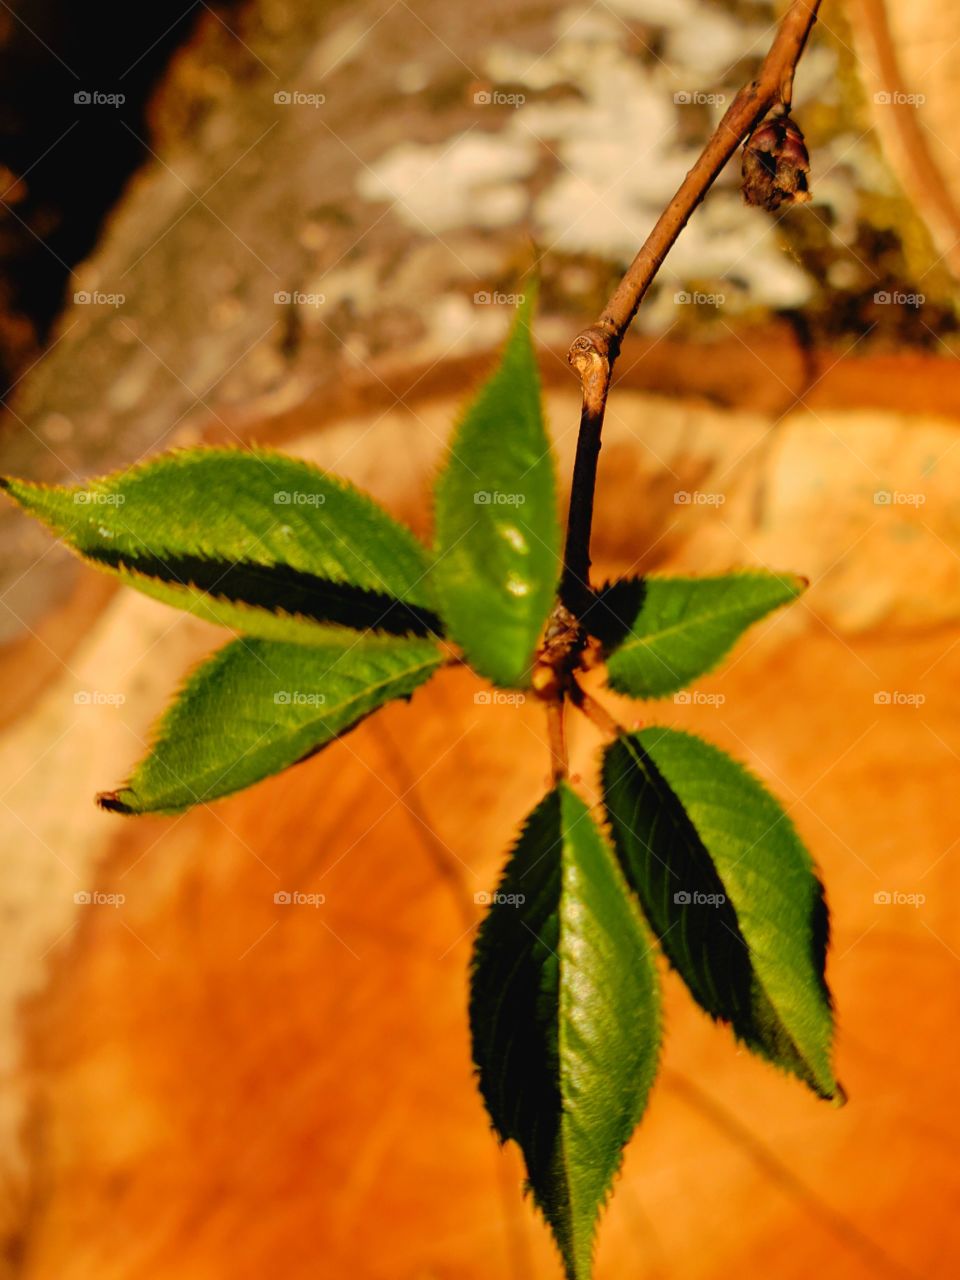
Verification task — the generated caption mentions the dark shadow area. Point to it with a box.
[0,1,242,390]
[603,734,833,1097]
[88,547,444,637]
[583,576,647,649]
[467,790,564,1192]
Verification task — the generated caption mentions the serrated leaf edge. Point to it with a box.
[473,785,662,1279]
[1,444,436,607]
[98,637,444,815]
[606,729,840,1101]
[600,570,806,698]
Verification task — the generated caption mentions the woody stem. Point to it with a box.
[558,0,823,614]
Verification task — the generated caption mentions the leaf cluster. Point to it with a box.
[2,294,839,1279]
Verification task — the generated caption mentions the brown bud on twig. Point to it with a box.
[741,113,811,212]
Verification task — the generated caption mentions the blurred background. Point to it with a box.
[0,0,958,1276]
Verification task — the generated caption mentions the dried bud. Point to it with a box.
[741,113,811,212]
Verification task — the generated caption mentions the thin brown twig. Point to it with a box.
[569,679,626,738]
[559,0,823,613]
[545,697,568,783]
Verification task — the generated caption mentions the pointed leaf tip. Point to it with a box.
[1,451,441,642]
[603,728,838,1100]
[594,571,805,699]
[432,290,560,687]
[96,790,134,815]
[470,784,661,1278]
[103,634,443,815]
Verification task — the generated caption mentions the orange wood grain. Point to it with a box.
[6,386,960,1279]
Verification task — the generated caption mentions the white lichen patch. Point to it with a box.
[603,0,698,24]
[356,134,536,232]
[665,8,768,78]
[515,8,811,310]
[355,0,816,319]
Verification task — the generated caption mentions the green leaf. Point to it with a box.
[1,448,441,641]
[98,634,442,814]
[603,728,839,1100]
[470,784,661,1280]
[592,571,805,698]
[432,292,560,687]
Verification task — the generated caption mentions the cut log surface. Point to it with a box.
[2,389,959,1279]
[1,0,959,1277]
